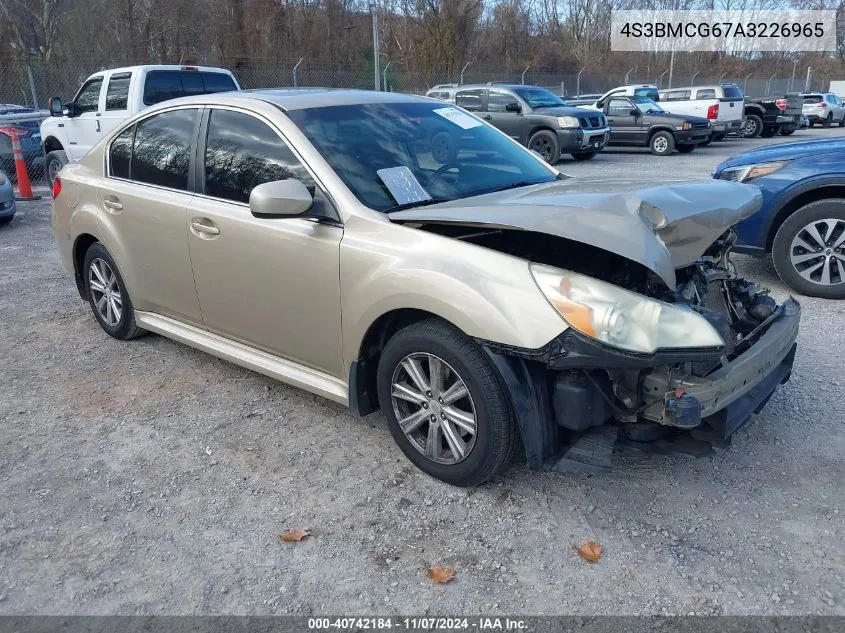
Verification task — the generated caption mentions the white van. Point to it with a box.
[41,65,239,182]
[658,84,744,140]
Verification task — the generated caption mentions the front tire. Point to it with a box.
[742,114,763,138]
[649,131,675,156]
[772,199,845,299]
[83,243,146,339]
[840,114,845,128]
[823,113,833,128]
[571,151,597,161]
[528,130,560,164]
[376,319,517,487]
[45,150,68,185]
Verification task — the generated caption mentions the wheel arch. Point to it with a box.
[72,233,100,299]
[765,183,845,251]
[43,136,64,154]
[647,125,676,142]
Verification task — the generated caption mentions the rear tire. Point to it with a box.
[742,114,763,138]
[0,216,12,227]
[760,126,780,138]
[376,319,517,487]
[771,199,845,299]
[45,150,68,185]
[676,144,696,153]
[528,130,560,164]
[780,127,796,136]
[571,151,598,161]
[840,114,845,128]
[823,113,833,128]
[649,131,675,156]
[82,243,146,340]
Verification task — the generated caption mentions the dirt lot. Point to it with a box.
[1,129,844,616]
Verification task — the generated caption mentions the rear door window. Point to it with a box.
[105,73,131,111]
[130,108,199,190]
[455,89,484,112]
[487,90,516,112]
[109,126,134,178]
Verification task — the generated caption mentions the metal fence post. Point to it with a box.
[744,72,753,94]
[805,66,812,92]
[657,70,668,88]
[460,62,470,85]
[369,2,380,91]
[625,67,636,84]
[576,67,584,97]
[382,60,393,91]
[521,65,531,85]
[690,71,699,86]
[292,58,303,88]
[789,61,797,92]
[26,60,39,108]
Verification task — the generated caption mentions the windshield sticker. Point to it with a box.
[433,107,483,130]
[377,167,433,205]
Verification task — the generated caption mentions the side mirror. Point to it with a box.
[629,108,639,117]
[505,102,521,113]
[249,179,314,218]
[49,96,63,117]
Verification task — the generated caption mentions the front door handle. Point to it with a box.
[191,218,220,237]
[103,196,123,211]
[96,119,101,132]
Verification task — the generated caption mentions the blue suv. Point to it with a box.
[713,138,845,299]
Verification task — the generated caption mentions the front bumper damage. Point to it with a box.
[483,297,800,474]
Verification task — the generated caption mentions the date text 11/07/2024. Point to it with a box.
[307,617,529,630]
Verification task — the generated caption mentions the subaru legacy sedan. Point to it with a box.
[52,90,800,485]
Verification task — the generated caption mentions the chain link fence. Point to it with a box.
[0,57,836,190]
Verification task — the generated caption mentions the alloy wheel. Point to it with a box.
[88,258,123,326]
[742,118,758,136]
[530,138,552,161]
[48,157,62,183]
[789,218,845,287]
[390,352,477,465]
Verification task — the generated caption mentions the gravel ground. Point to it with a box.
[1,128,843,616]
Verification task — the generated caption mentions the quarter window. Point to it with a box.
[131,109,198,190]
[696,88,717,99]
[109,126,134,179]
[204,109,314,204]
[662,90,690,101]
[105,73,131,110]
[74,78,103,114]
[455,89,483,112]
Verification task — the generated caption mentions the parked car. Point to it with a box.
[0,169,15,226]
[658,84,744,141]
[713,138,845,298]
[562,93,604,106]
[41,64,239,183]
[452,84,609,162]
[424,84,460,103]
[0,104,46,179]
[591,84,660,104]
[583,94,711,155]
[742,94,802,138]
[52,89,800,484]
[801,93,845,128]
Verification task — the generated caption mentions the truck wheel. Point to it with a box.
[376,319,518,487]
[823,113,833,128]
[430,131,457,163]
[772,199,845,299]
[649,131,675,156]
[571,151,597,161]
[760,126,780,138]
[742,114,762,138]
[45,150,68,185]
[528,130,560,164]
[676,144,696,153]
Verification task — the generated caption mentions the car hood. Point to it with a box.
[716,138,845,170]
[388,180,762,290]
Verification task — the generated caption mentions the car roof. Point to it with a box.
[145,88,436,112]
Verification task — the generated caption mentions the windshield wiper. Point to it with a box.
[468,180,547,196]
[384,197,453,213]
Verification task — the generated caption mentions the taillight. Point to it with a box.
[775,98,787,110]
[707,104,719,119]
[52,175,62,199]
[819,101,828,108]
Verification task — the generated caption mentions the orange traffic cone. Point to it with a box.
[10,128,39,201]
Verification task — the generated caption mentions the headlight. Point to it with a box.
[717,161,788,183]
[0,171,7,186]
[530,263,724,354]
[557,116,580,129]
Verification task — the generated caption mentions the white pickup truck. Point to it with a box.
[41,64,239,183]
[657,84,744,141]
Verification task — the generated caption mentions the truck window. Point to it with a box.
[608,98,633,116]
[662,90,690,101]
[487,90,516,112]
[74,78,103,114]
[721,84,744,100]
[455,89,483,112]
[633,88,658,101]
[696,89,717,99]
[201,72,237,94]
[105,73,132,111]
[143,70,237,105]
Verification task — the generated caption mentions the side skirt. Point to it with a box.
[134,311,349,406]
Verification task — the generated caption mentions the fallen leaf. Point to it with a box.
[279,529,311,542]
[426,564,455,583]
[572,539,602,563]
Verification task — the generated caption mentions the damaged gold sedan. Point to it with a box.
[51,89,799,486]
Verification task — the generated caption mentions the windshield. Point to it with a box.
[512,87,566,109]
[630,95,664,114]
[285,102,557,212]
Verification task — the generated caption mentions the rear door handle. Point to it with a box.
[190,218,220,237]
[103,196,123,211]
